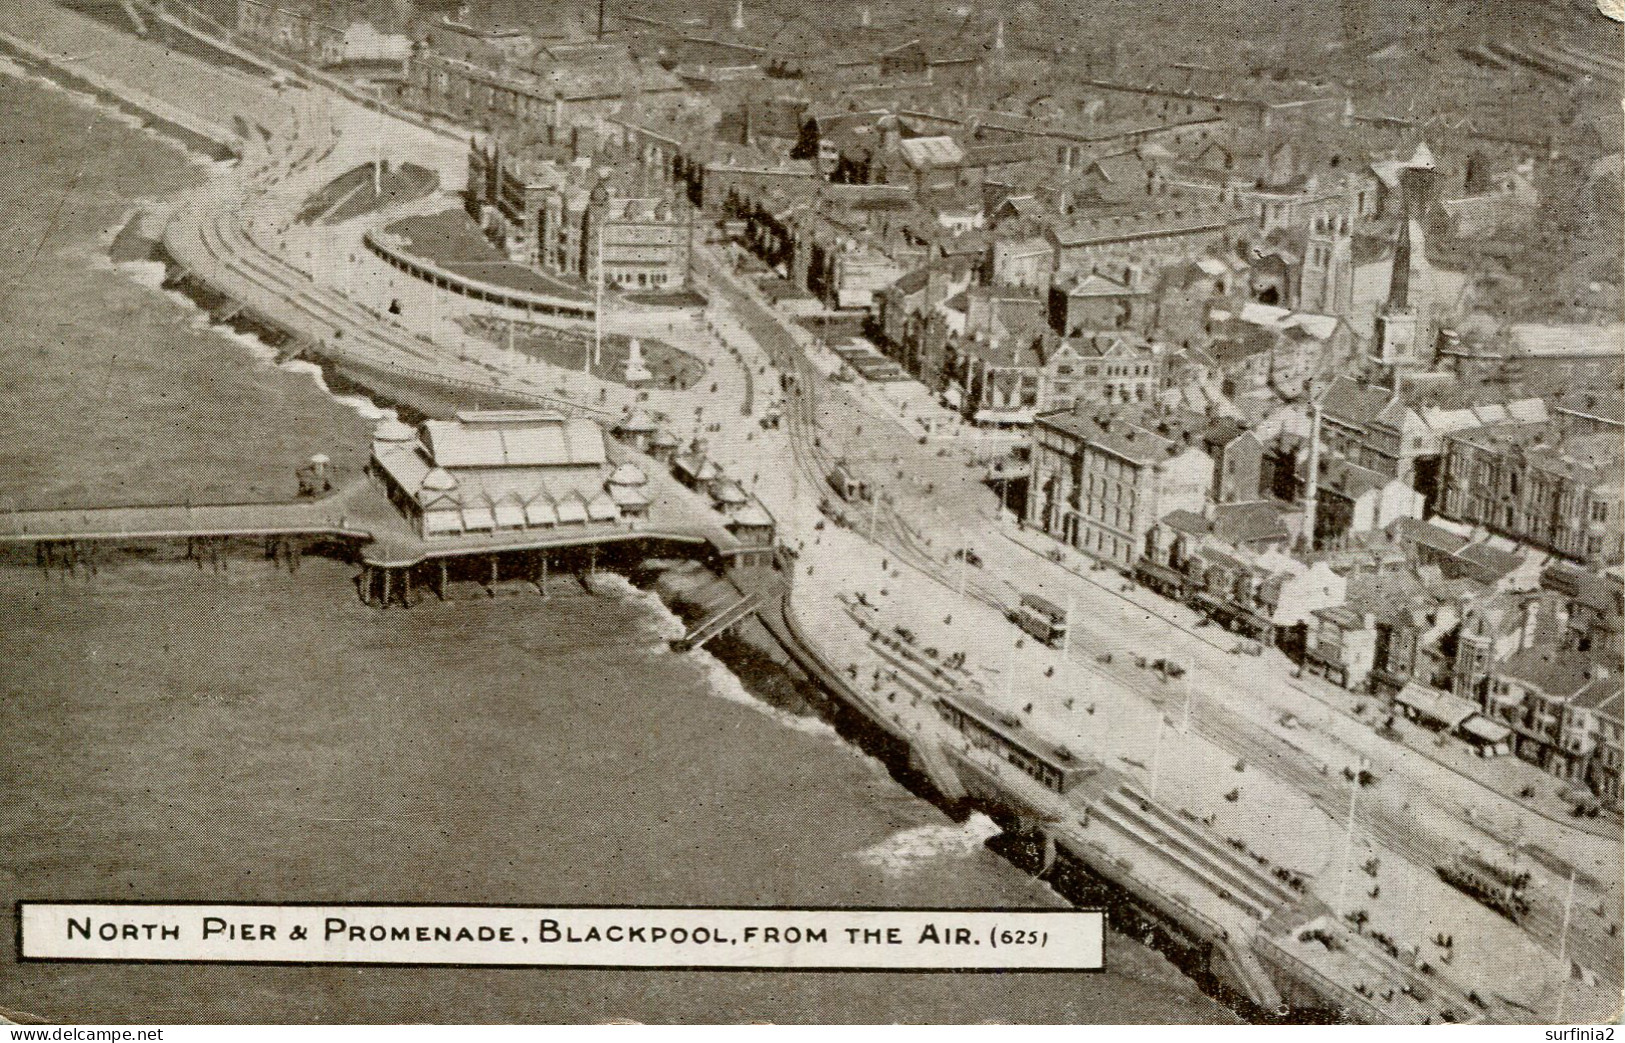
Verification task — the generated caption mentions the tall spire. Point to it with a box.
[1387,211,1414,310]
[993,16,1005,53]
[1386,147,1437,317]
[731,0,744,31]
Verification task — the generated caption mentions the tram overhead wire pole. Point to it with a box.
[1335,757,1365,917]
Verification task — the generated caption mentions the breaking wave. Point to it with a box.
[849,814,1003,875]
[0,54,214,167]
[99,251,395,423]
[592,572,853,741]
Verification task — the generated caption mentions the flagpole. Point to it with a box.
[1554,867,1578,1021]
[1336,769,1361,916]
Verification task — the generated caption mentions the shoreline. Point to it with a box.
[4,16,1259,1022]
[52,54,1265,1022]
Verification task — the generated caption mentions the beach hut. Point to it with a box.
[727,501,776,546]
[709,477,749,515]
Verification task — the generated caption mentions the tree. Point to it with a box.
[789,118,820,162]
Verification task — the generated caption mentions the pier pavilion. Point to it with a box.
[0,411,774,608]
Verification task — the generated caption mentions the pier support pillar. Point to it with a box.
[381,568,392,609]
[359,565,371,605]
[1039,829,1058,876]
[488,554,498,595]
[403,567,413,607]
[438,559,447,600]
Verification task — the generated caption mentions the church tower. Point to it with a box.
[1371,143,1437,380]
[1298,211,1352,316]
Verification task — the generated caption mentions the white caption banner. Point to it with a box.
[20,904,1104,971]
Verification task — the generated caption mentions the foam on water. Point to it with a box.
[591,572,852,741]
[0,55,204,163]
[95,250,397,424]
[849,813,1003,875]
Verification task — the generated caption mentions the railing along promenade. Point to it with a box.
[172,204,617,424]
[362,228,597,321]
[0,500,358,543]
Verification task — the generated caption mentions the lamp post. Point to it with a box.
[1335,760,1364,916]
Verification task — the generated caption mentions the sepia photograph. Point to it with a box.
[0,0,1620,1028]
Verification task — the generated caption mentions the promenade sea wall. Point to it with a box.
[0,29,240,159]
[0,54,1237,1023]
[0,4,1254,1020]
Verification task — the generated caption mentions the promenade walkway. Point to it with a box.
[0,25,238,156]
[0,0,263,151]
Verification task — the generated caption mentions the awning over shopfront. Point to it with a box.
[1135,559,1186,589]
[1459,714,1513,745]
[1395,682,1477,730]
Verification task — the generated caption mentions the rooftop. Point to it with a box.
[1500,644,1621,709]
[1036,406,1206,466]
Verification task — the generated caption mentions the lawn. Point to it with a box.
[459,314,706,390]
[384,209,591,303]
[297,162,439,225]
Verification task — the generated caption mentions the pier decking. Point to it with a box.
[1,451,751,599]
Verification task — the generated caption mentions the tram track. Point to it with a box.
[1059,608,1620,981]
[694,247,1620,987]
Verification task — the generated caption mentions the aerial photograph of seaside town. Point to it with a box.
[0,0,1620,1027]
